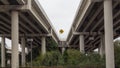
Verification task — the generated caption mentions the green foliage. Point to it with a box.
[63,49,105,67]
[42,51,63,66]
[79,53,105,66]
[114,40,120,68]
[63,49,81,65]
[46,38,58,51]
[28,40,120,67]
[26,38,58,63]
[0,42,1,66]
[32,50,63,66]
[32,49,105,67]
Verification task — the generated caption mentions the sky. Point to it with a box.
[38,0,81,41]
[0,38,21,51]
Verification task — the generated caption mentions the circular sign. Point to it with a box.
[59,29,64,34]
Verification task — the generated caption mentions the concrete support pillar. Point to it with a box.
[41,36,46,55]
[104,0,115,68]
[99,35,105,57]
[79,35,85,53]
[21,37,26,67]
[1,36,5,67]
[7,59,11,66]
[11,10,19,68]
[62,47,65,54]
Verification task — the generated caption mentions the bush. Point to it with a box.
[114,40,120,68]
[31,49,105,67]
[79,53,105,66]
[62,49,105,67]
[32,50,63,66]
[63,49,81,65]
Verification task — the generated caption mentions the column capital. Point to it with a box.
[10,10,20,14]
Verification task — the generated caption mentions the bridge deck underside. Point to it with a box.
[0,0,53,48]
[0,0,19,5]
[70,1,120,52]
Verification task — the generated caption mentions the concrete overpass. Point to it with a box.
[0,0,59,68]
[67,0,120,68]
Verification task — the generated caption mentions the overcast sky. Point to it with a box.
[38,0,81,41]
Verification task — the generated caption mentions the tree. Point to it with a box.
[114,40,120,68]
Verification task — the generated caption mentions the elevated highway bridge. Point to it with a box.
[0,0,120,68]
[67,0,120,68]
[0,0,59,68]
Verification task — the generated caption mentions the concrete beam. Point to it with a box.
[51,29,59,43]
[68,45,95,48]
[85,36,100,50]
[91,0,103,2]
[0,31,5,34]
[16,0,26,5]
[34,38,42,45]
[67,1,119,46]
[0,21,11,30]
[75,0,94,31]
[5,12,32,33]
[0,34,51,37]
[72,30,120,46]
[98,2,120,31]
[0,24,10,33]
[67,29,73,43]
[19,13,42,33]
[88,36,100,45]
[29,6,49,33]
[72,32,96,45]
[73,32,91,45]
[83,4,103,31]
[0,5,28,12]
[73,32,102,35]
[0,0,9,4]
[71,1,119,45]
[113,0,120,2]
[91,17,103,31]
[0,0,31,12]
[68,34,74,45]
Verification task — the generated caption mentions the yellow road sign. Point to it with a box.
[59,29,64,34]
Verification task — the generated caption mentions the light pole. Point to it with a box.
[27,38,33,68]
